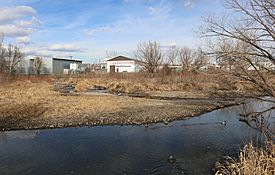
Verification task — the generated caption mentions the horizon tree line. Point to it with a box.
[134,40,210,75]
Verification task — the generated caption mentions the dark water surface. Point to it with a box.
[0,101,274,175]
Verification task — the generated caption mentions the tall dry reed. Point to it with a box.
[215,142,275,175]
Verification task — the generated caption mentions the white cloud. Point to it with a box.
[161,42,177,48]
[0,6,36,24]
[24,49,53,58]
[181,0,197,9]
[49,44,85,52]
[15,16,42,27]
[23,43,86,58]
[0,24,34,37]
[148,2,171,19]
[16,36,30,44]
[100,25,110,32]
[85,25,122,36]
[23,45,54,57]
[0,6,40,38]
[85,29,97,35]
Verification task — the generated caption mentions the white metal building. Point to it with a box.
[106,56,139,73]
[27,57,82,75]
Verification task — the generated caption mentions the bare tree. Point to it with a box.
[6,44,24,74]
[135,41,163,74]
[33,57,43,75]
[0,34,24,81]
[200,0,275,99]
[215,39,233,70]
[213,38,252,71]
[166,46,179,65]
[0,34,7,73]
[200,0,275,136]
[179,47,194,71]
[193,47,209,70]
[0,44,7,73]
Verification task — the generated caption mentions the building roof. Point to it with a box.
[53,57,82,62]
[107,56,133,62]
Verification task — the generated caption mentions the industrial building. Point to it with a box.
[28,57,83,75]
[106,56,139,73]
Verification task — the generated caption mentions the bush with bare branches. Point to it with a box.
[0,43,24,75]
[135,41,163,75]
[200,0,275,100]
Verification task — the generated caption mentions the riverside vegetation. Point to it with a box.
[0,71,274,175]
[1,0,274,173]
[0,71,247,131]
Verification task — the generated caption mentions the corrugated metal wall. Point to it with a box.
[52,59,82,74]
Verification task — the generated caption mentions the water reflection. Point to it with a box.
[0,132,7,144]
[238,99,275,139]
[0,130,39,144]
[0,100,273,175]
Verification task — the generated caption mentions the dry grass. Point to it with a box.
[0,80,197,128]
[0,73,52,83]
[59,71,257,96]
[0,81,161,118]
[215,142,275,175]
[0,71,252,129]
[0,74,236,130]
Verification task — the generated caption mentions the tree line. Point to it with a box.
[135,41,209,75]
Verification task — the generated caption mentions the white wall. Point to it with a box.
[42,57,53,74]
[107,60,136,72]
[70,63,78,70]
[25,57,53,74]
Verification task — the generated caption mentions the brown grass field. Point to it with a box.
[0,71,245,130]
[60,71,257,95]
[0,72,274,174]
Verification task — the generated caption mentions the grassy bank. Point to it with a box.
[215,142,275,175]
[55,71,259,97]
[0,72,242,130]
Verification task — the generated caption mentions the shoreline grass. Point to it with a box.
[215,142,275,175]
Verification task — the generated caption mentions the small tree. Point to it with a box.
[179,47,194,71]
[0,43,7,73]
[135,41,163,75]
[0,34,24,82]
[33,57,43,75]
[6,44,24,74]
[166,46,179,65]
[193,47,208,70]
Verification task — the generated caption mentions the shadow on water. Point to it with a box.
[0,100,274,175]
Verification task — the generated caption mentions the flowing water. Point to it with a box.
[0,100,274,175]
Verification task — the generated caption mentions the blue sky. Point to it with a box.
[0,0,225,62]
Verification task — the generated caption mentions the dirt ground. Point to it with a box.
[0,78,244,131]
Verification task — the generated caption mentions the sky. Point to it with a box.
[0,0,225,63]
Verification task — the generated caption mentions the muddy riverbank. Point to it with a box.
[0,81,243,131]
